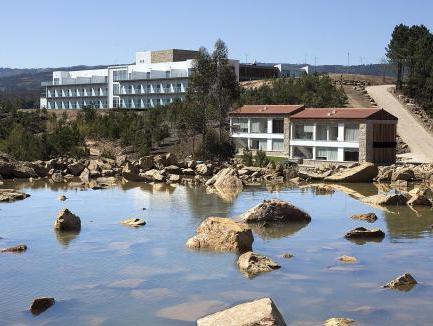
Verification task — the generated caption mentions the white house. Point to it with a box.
[229,105,398,164]
[40,49,240,110]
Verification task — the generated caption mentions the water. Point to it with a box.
[1,180,433,325]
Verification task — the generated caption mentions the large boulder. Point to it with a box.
[206,168,244,201]
[186,217,253,253]
[122,162,147,182]
[138,156,154,170]
[80,168,90,183]
[154,153,177,168]
[0,160,38,179]
[362,194,409,206]
[196,163,210,176]
[143,169,165,182]
[1,244,27,253]
[67,162,85,176]
[239,199,311,224]
[324,163,378,183]
[54,208,81,231]
[121,218,146,227]
[197,298,286,326]
[30,161,50,177]
[51,172,64,183]
[0,189,30,202]
[237,251,281,277]
[384,273,417,291]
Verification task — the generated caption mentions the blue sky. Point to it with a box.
[1,0,432,68]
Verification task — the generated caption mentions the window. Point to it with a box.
[165,71,170,78]
[293,124,314,140]
[156,84,161,93]
[147,85,151,93]
[316,147,338,161]
[344,149,359,162]
[345,124,359,142]
[317,123,338,141]
[146,72,151,79]
[176,83,182,92]
[293,146,313,159]
[231,118,248,133]
[272,119,284,134]
[251,139,268,150]
[113,70,127,81]
[135,85,141,93]
[250,118,267,133]
[272,139,284,151]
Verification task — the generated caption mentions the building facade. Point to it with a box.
[229,105,398,164]
[41,49,240,110]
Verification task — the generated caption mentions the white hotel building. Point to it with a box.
[40,49,240,110]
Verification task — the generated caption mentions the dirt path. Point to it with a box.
[367,85,433,163]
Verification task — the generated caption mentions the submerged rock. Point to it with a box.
[197,297,286,326]
[0,189,30,202]
[338,255,357,263]
[350,213,377,223]
[186,217,253,253]
[237,251,281,277]
[311,184,335,195]
[1,244,27,253]
[121,218,146,227]
[325,163,378,183]
[345,227,385,241]
[30,297,55,315]
[324,317,355,326]
[58,195,67,201]
[384,273,417,291]
[239,199,311,224]
[282,253,294,259]
[54,208,81,231]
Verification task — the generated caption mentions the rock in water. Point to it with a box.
[239,199,311,223]
[282,253,294,259]
[345,227,385,241]
[122,162,147,182]
[0,189,30,202]
[58,195,67,201]
[324,318,355,326]
[54,208,81,231]
[324,163,378,183]
[197,297,286,326]
[350,213,377,223]
[30,297,55,315]
[206,168,243,201]
[237,252,280,277]
[338,255,357,263]
[311,184,335,195]
[121,218,146,227]
[1,244,27,253]
[51,172,64,183]
[362,194,408,206]
[186,217,253,253]
[384,273,417,291]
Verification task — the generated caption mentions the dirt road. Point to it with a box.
[367,85,433,163]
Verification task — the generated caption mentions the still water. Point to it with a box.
[1,180,432,325]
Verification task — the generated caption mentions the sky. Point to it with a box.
[1,0,432,68]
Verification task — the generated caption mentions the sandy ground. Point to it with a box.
[367,85,433,163]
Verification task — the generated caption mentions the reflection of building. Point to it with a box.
[229,105,398,164]
[40,49,240,110]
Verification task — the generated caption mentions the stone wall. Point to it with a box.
[358,123,368,163]
[151,49,198,63]
[283,118,290,155]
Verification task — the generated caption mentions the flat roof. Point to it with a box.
[229,104,305,116]
[290,108,398,120]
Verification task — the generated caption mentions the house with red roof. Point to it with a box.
[229,105,398,164]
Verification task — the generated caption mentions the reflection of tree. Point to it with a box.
[383,207,433,240]
[249,221,310,240]
[55,229,80,247]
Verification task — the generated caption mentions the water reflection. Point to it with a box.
[55,229,81,247]
[249,221,310,240]
[383,207,433,240]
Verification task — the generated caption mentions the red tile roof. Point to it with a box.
[290,108,397,120]
[229,104,305,116]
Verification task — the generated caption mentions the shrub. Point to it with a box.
[242,147,253,166]
[255,149,270,167]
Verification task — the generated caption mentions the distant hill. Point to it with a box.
[0,62,396,108]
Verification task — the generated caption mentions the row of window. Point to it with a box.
[113,97,182,109]
[113,83,184,95]
[234,138,284,151]
[47,100,107,109]
[293,123,359,142]
[231,118,284,134]
[47,88,107,98]
[292,146,359,162]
